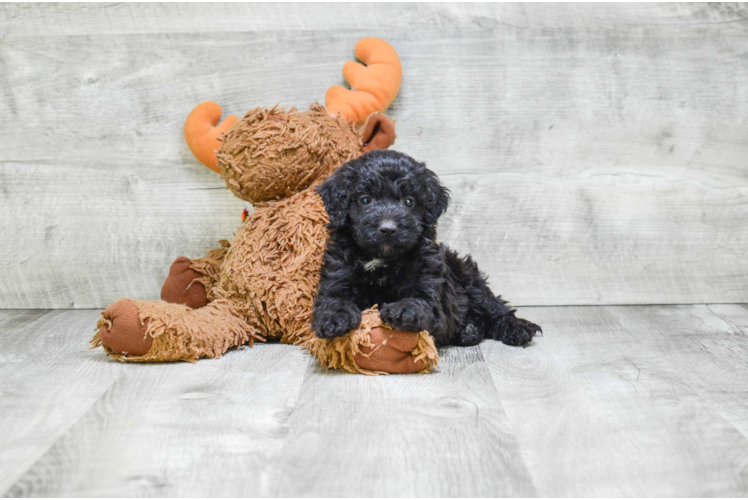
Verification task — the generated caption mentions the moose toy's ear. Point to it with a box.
[316,166,351,229]
[361,114,396,153]
[423,168,450,227]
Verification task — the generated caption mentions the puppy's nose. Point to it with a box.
[378,220,398,236]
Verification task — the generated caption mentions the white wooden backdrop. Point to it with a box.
[1,3,747,309]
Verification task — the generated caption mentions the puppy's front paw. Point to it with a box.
[313,302,362,339]
[500,317,542,346]
[380,299,430,332]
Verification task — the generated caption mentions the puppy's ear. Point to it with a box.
[423,169,450,227]
[316,166,351,229]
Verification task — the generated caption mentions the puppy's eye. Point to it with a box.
[359,196,372,206]
[403,197,415,208]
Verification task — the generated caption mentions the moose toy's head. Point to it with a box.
[184,38,401,204]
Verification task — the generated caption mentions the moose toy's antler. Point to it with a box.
[184,102,239,173]
[184,38,401,170]
[325,38,402,126]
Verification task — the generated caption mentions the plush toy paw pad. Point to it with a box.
[355,327,425,374]
[99,300,152,356]
[160,256,208,309]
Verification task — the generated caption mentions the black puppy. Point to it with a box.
[312,150,541,347]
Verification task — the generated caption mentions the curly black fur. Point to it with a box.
[313,150,541,347]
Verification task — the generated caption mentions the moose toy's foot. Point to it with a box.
[160,256,208,309]
[93,299,263,363]
[311,309,439,375]
[355,327,434,374]
[97,300,152,356]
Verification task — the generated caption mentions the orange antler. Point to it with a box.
[325,38,402,126]
[184,102,239,173]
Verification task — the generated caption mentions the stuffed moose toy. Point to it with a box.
[91,38,439,374]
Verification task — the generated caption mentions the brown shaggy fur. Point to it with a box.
[91,104,438,374]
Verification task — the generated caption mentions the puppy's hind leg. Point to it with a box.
[475,289,542,346]
[453,323,484,347]
[457,255,541,347]
[488,306,542,346]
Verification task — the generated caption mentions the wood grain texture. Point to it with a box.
[3,304,748,496]
[481,305,748,496]
[1,160,245,308]
[2,310,310,497]
[0,310,121,493]
[269,347,535,497]
[2,3,746,35]
[1,4,747,308]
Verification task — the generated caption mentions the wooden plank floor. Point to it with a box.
[2,305,747,497]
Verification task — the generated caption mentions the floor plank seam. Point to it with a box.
[704,304,747,334]
[2,372,125,496]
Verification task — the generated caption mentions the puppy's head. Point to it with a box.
[317,150,449,259]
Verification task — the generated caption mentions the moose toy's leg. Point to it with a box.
[92,299,262,362]
[273,279,438,375]
[160,243,229,309]
[306,309,439,375]
[355,327,436,374]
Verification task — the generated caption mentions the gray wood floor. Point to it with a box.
[2,305,747,497]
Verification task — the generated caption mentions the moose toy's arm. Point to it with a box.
[160,242,230,310]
